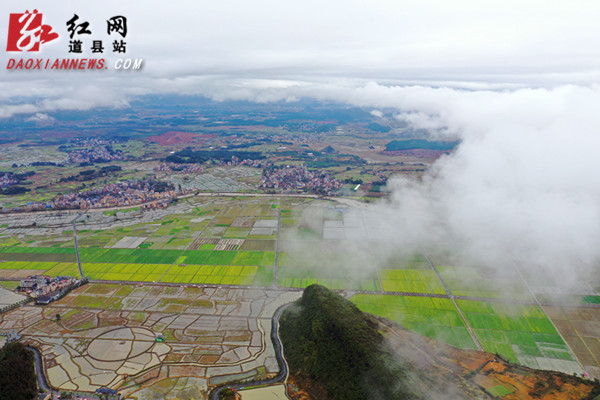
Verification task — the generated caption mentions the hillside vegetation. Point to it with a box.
[279,284,419,400]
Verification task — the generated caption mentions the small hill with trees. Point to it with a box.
[0,342,37,400]
[280,284,419,400]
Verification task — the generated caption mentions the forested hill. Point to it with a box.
[279,284,419,400]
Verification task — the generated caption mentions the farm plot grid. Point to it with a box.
[353,294,586,376]
[0,197,307,288]
[352,294,477,349]
[0,247,277,286]
[455,299,584,374]
[2,197,599,380]
[543,305,600,378]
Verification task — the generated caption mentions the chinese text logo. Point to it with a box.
[6,9,58,52]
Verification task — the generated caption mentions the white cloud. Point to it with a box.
[2,0,600,105]
[355,84,600,288]
[25,113,55,122]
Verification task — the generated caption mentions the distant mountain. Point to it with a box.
[320,145,336,154]
[280,285,600,400]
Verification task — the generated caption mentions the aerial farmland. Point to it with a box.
[1,194,599,398]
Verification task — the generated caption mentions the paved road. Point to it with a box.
[27,345,53,393]
[209,302,292,400]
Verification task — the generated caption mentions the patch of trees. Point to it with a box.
[100,165,122,173]
[151,180,173,193]
[321,145,336,154]
[12,171,35,181]
[0,186,30,195]
[385,139,459,151]
[367,122,390,133]
[280,284,419,400]
[87,157,113,164]
[165,149,265,164]
[30,161,60,167]
[0,342,37,400]
[59,165,123,183]
[343,178,363,184]
[274,150,299,157]
[0,170,35,194]
[307,154,366,169]
[225,140,265,150]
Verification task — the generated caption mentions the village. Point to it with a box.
[0,172,18,188]
[61,138,125,164]
[260,165,342,195]
[17,275,82,304]
[1,179,178,213]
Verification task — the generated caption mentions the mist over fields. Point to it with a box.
[261,83,599,290]
[365,84,600,285]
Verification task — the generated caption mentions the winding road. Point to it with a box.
[26,345,53,394]
[209,302,292,400]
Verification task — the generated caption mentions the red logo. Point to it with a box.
[6,9,58,52]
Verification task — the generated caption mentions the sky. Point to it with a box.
[1,0,600,114]
[2,1,600,285]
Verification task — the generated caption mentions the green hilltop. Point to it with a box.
[279,284,419,400]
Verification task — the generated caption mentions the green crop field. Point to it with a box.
[352,294,477,349]
[456,300,574,365]
[436,265,533,301]
[380,254,430,270]
[379,269,445,294]
[277,265,379,291]
[0,250,267,286]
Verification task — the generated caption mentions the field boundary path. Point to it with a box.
[425,255,483,351]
